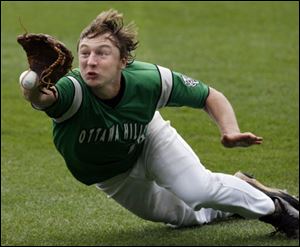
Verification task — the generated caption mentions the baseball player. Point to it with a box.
[19,9,298,238]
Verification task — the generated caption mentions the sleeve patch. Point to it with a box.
[181,74,199,87]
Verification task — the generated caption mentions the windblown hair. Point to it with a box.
[78,9,139,65]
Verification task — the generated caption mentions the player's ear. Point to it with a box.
[120,57,127,69]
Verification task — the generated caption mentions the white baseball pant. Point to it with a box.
[96,111,275,227]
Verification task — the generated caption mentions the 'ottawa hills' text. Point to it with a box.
[78,123,148,144]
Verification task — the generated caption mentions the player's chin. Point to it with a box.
[83,76,102,87]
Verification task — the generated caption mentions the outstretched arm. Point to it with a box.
[204,87,263,148]
[21,85,57,110]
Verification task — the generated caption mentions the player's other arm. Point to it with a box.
[21,85,57,110]
[204,87,263,148]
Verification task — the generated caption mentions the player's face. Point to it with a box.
[78,33,126,90]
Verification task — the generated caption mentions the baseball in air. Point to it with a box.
[19,70,38,89]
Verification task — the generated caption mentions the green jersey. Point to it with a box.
[45,61,209,185]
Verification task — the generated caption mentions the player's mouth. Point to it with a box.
[86,72,98,80]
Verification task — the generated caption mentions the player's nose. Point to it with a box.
[87,53,98,66]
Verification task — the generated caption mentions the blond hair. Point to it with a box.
[78,9,139,64]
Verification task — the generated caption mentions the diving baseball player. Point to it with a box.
[18,9,299,238]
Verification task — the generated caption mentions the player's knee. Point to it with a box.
[183,173,224,211]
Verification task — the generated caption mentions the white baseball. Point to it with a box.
[19,70,38,89]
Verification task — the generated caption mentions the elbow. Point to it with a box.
[204,87,225,110]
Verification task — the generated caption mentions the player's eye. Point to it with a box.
[79,50,90,58]
[96,50,110,57]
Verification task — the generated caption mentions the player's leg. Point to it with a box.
[234,171,299,210]
[144,111,275,219]
[96,166,232,227]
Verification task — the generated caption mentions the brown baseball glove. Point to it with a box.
[17,33,74,89]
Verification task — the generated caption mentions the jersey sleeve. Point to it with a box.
[45,75,83,123]
[155,65,210,109]
[167,71,210,108]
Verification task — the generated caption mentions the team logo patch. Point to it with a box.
[181,75,199,87]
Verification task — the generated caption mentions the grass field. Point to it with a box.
[1,1,299,246]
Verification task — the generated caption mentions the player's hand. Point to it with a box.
[221,132,263,148]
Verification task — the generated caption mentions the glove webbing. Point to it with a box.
[40,46,66,89]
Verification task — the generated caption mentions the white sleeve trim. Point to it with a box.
[156,65,173,109]
[52,76,82,123]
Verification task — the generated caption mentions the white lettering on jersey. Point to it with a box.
[129,124,133,139]
[95,128,102,142]
[87,129,95,143]
[108,125,115,142]
[124,124,129,139]
[115,125,120,141]
[79,130,86,144]
[128,144,136,154]
[134,123,137,139]
[100,129,106,142]
[77,123,148,144]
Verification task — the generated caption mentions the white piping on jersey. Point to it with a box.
[156,65,173,109]
[53,76,83,123]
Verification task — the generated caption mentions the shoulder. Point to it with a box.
[124,60,158,71]
[54,68,87,95]
[122,61,162,88]
[123,60,174,85]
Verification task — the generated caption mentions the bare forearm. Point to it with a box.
[204,87,240,135]
[204,87,263,148]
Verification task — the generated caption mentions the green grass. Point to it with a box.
[1,1,299,246]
